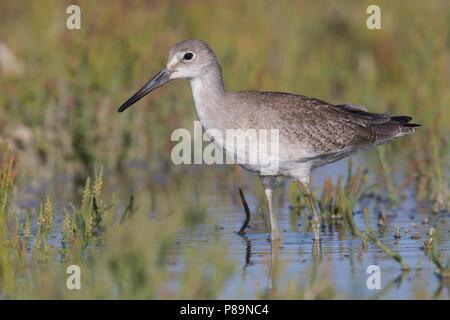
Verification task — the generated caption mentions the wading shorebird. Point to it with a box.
[118,39,419,241]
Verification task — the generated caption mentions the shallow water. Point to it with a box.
[13,155,450,299]
[174,196,449,299]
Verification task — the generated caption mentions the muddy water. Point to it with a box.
[13,154,450,299]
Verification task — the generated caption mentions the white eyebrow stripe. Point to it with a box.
[167,54,180,69]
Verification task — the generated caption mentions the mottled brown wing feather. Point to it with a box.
[255,92,418,153]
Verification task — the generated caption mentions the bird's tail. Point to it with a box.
[372,116,421,141]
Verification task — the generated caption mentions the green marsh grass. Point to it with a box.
[429,226,450,279]
[290,158,413,271]
[0,1,448,178]
[289,159,373,226]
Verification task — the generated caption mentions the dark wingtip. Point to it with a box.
[390,116,413,124]
[390,116,421,128]
[405,123,421,127]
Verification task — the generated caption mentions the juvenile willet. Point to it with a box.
[118,39,419,241]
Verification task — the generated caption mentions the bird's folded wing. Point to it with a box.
[275,94,418,153]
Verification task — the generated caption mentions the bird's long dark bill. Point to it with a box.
[118,68,171,113]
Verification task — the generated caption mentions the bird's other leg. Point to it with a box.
[259,176,280,241]
[298,177,321,241]
[266,238,280,297]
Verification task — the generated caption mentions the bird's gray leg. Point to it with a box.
[298,177,321,241]
[266,239,280,297]
[259,176,280,241]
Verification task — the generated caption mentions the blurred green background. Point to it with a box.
[0,0,448,176]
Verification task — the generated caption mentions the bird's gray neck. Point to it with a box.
[189,66,228,130]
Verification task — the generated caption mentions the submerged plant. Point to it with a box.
[67,168,115,251]
[428,227,450,279]
[349,207,410,271]
[377,147,399,204]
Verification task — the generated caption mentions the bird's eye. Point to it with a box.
[183,52,194,60]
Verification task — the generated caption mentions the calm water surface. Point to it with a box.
[13,154,450,299]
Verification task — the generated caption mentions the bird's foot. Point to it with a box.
[311,218,321,241]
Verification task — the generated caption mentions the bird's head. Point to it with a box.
[118,39,218,113]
